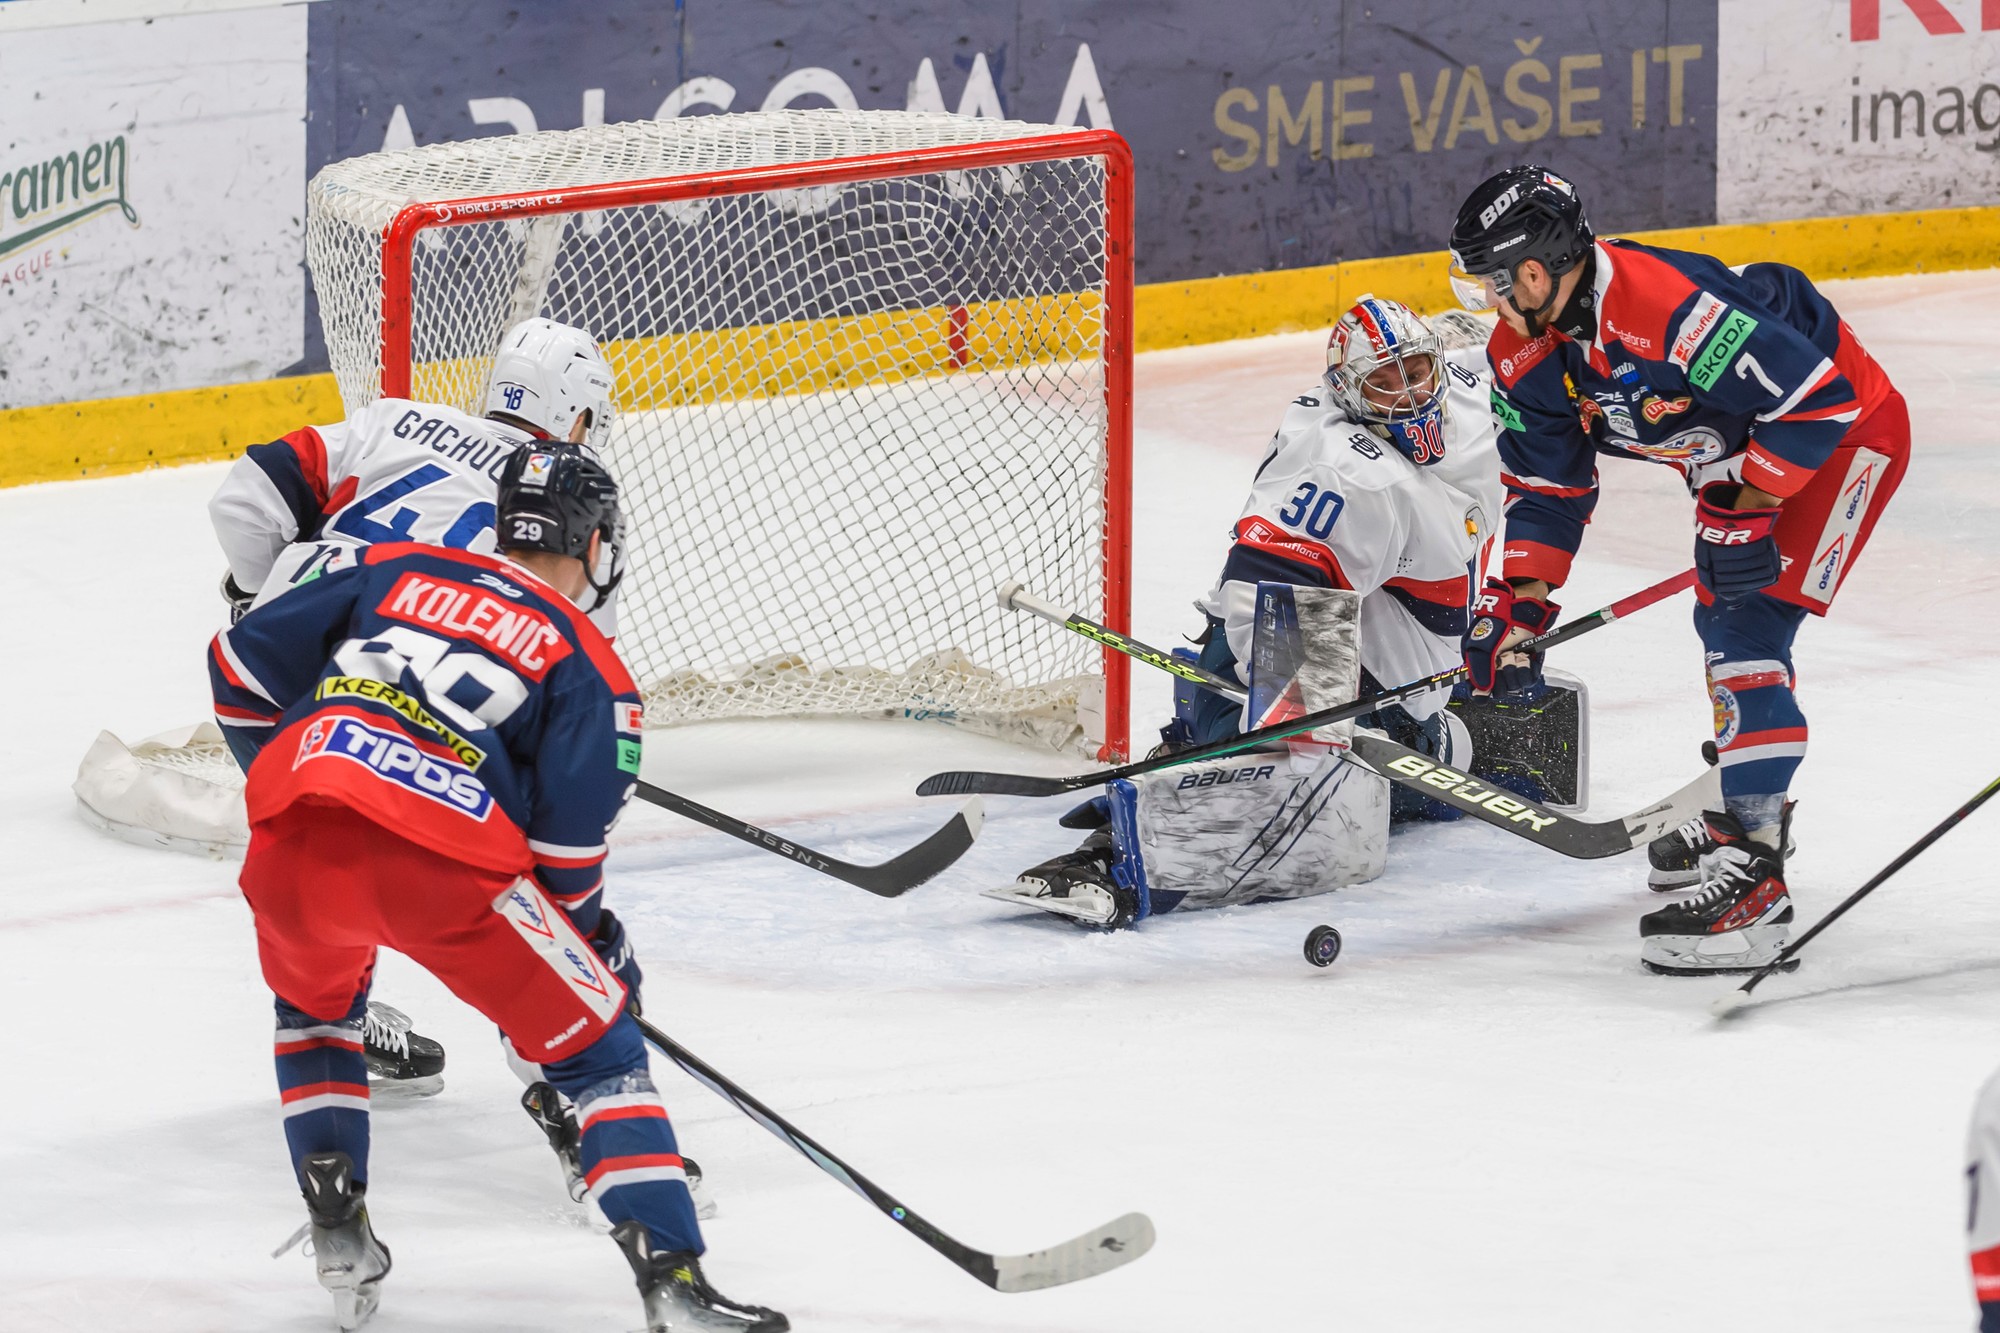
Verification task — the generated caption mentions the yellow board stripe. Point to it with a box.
[3,202,1994,489]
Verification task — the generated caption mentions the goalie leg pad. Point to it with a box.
[1106,748,1388,915]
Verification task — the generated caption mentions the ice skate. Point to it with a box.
[982,829,1136,928]
[612,1220,788,1332]
[1648,814,1796,891]
[298,1152,391,1331]
[1640,809,1797,975]
[361,1002,445,1096]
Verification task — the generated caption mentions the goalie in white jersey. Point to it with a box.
[211,317,622,623]
[993,297,1586,928]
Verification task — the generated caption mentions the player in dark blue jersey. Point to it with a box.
[213,450,785,1332]
[1447,166,1910,976]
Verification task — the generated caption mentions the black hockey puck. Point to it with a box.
[1303,924,1343,968]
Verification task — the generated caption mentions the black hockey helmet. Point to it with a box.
[1447,165,1592,331]
[497,445,625,609]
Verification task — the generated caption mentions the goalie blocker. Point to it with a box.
[987,584,1589,927]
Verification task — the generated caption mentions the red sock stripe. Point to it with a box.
[584,1152,684,1187]
[281,1080,371,1104]
[584,1103,670,1126]
[1721,726,1809,751]
[275,1036,365,1054]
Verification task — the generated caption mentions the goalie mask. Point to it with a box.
[1324,296,1449,466]
[484,317,617,453]
[496,446,626,611]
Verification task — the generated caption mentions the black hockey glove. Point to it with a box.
[590,908,644,1015]
[1462,577,1558,699]
[220,571,256,623]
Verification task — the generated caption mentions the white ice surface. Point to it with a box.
[7,270,2000,1331]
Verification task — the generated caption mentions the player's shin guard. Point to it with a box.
[274,997,372,1187]
[544,1012,704,1256]
[1698,594,1809,840]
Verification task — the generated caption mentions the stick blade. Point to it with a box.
[835,799,985,897]
[990,1212,1157,1293]
[917,770,1072,799]
[1710,989,1753,1021]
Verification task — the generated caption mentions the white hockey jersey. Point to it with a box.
[208,398,621,634]
[1199,356,1504,721]
[209,398,532,596]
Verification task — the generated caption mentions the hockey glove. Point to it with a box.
[1462,577,1559,699]
[1693,483,1782,600]
[220,571,255,624]
[590,908,644,1015]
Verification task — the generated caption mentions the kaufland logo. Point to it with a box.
[1852,0,1998,39]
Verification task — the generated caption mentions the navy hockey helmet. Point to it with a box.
[1448,166,1592,333]
[497,446,625,610]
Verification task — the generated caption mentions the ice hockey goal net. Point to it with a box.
[305,109,1132,758]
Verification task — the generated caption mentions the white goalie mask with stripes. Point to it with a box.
[1324,295,1449,467]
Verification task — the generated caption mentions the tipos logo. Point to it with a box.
[0,132,139,264]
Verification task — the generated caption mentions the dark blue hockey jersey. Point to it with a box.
[208,542,642,930]
[1486,238,1895,588]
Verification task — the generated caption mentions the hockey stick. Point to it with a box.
[635,1015,1156,1292]
[632,781,982,898]
[1712,773,2000,1018]
[1001,580,1715,858]
[919,569,1696,800]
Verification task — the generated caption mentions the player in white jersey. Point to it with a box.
[211,317,620,623]
[991,297,1582,928]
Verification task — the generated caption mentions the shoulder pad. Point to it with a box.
[1597,240,1701,360]
[1487,324,1562,388]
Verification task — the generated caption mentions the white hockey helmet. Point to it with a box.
[1324,295,1449,466]
[483,318,617,452]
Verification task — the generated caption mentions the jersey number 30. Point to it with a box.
[1276,481,1345,540]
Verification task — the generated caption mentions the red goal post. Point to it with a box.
[318,113,1133,759]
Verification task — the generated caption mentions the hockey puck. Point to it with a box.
[1303,924,1343,968]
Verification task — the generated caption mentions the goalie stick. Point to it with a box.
[635,1015,1155,1292]
[920,569,1696,801]
[997,581,1715,858]
[632,781,982,898]
[1712,771,2000,1018]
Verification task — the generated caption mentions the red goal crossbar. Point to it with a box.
[375,129,1136,760]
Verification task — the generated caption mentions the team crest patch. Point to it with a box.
[294,715,494,819]
[1710,684,1741,748]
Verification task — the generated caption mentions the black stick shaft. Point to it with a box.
[935,569,1695,798]
[1734,773,2000,998]
[634,1015,999,1283]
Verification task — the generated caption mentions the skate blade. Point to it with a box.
[327,1282,380,1331]
[1646,870,1701,892]
[367,1073,444,1099]
[1642,956,1800,977]
[980,880,1117,925]
[1641,921,1792,976]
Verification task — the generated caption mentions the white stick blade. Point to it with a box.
[1710,991,1752,1020]
[991,1212,1156,1292]
[957,796,985,840]
[1621,766,1723,844]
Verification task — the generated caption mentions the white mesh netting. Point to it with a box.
[306,110,1123,753]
